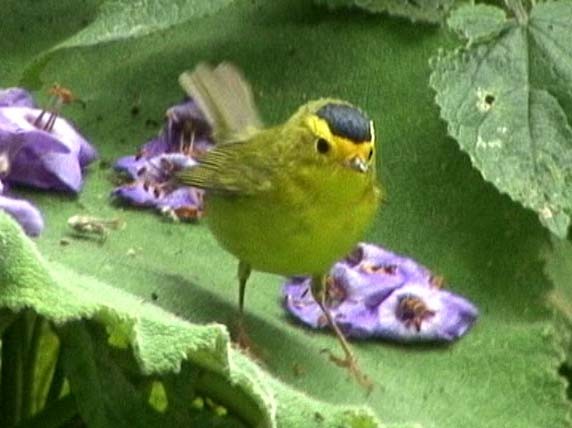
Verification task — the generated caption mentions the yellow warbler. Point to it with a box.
[178,63,382,388]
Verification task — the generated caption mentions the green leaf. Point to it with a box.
[60,0,235,48]
[59,322,167,428]
[447,4,508,43]
[544,236,572,361]
[19,0,234,89]
[315,0,455,23]
[0,212,380,427]
[3,0,572,426]
[430,1,572,238]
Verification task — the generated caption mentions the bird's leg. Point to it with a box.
[311,275,373,392]
[236,261,253,350]
[238,260,251,315]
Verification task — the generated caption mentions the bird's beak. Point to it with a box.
[347,156,368,173]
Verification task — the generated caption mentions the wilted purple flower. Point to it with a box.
[0,178,43,236]
[112,98,212,221]
[0,86,97,193]
[0,87,37,108]
[0,86,97,236]
[283,243,478,343]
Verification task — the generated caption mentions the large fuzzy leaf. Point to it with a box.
[61,0,235,48]
[0,211,380,427]
[1,0,571,427]
[17,0,235,89]
[430,2,572,238]
[315,0,455,23]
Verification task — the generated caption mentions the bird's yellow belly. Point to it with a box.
[205,184,378,276]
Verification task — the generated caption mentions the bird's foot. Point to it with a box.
[321,348,374,394]
[236,322,254,350]
[233,320,265,363]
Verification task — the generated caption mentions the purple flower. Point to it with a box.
[0,86,97,236]
[0,179,43,236]
[112,98,212,221]
[283,243,478,343]
[0,88,37,108]
[0,86,97,193]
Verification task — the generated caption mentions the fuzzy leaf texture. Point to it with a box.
[314,0,455,23]
[61,0,235,47]
[2,0,572,427]
[19,0,235,89]
[0,211,380,428]
[430,2,572,238]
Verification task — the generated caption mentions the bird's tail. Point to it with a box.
[179,63,262,143]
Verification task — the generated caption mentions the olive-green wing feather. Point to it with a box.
[179,63,262,142]
[177,135,278,195]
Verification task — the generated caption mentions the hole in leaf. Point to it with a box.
[485,94,495,106]
[559,363,572,398]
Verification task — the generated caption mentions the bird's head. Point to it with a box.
[292,100,376,174]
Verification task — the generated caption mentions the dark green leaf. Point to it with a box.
[315,0,455,23]
[18,0,234,89]
[447,4,508,43]
[61,0,236,48]
[60,322,167,428]
[430,1,572,237]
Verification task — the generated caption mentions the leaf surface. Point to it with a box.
[431,2,572,237]
[61,0,235,48]
[1,0,571,427]
[0,211,380,427]
[315,0,455,23]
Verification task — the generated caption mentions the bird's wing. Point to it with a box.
[179,63,262,142]
[177,134,278,195]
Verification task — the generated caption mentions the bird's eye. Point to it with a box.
[316,138,330,154]
[368,148,374,161]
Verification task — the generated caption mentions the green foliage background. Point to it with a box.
[1,0,571,427]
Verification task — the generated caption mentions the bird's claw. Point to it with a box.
[233,320,265,363]
[320,348,374,393]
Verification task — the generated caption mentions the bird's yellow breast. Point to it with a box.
[205,165,380,276]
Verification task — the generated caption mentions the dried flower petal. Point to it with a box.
[113,99,211,221]
[0,88,37,108]
[165,98,210,140]
[0,87,97,236]
[112,181,161,207]
[0,180,44,236]
[0,106,97,192]
[78,138,98,168]
[283,243,478,343]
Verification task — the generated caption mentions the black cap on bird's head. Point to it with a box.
[315,103,372,143]
[302,100,376,173]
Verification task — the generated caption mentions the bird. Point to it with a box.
[177,63,382,388]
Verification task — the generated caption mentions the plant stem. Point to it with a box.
[22,316,45,419]
[13,395,77,428]
[1,314,26,426]
[504,0,528,24]
[45,346,65,405]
